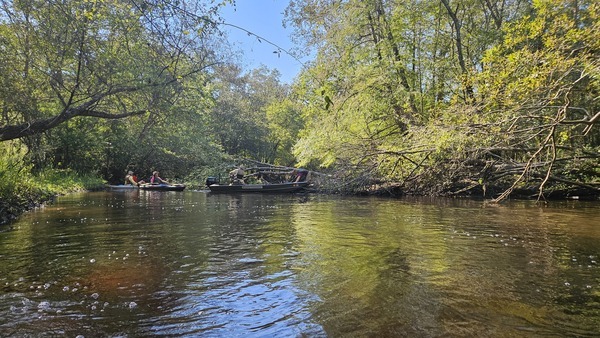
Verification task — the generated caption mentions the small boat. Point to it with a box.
[208,181,308,193]
[140,184,186,191]
[107,184,186,191]
[107,184,138,190]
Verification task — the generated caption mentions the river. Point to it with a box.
[0,190,598,337]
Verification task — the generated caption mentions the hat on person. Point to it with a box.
[128,171,133,175]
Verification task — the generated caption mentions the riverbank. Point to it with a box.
[307,163,599,202]
[357,180,600,201]
[0,170,105,226]
[308,173,599,201]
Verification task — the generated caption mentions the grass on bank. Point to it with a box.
[0,145,105,224]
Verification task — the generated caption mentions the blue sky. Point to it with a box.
[219,0,306,84]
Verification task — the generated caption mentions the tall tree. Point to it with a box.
[207,64,290,162]
[265,97,304,165]
[285,0,517,169]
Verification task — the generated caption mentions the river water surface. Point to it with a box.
[0,190,598,337]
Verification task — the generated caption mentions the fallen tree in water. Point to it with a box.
[283,0,599,202]
[293,107,600,201]
[229,142,599,201]
[320,126,600,202]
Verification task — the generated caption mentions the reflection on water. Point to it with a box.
[0,191,598,337]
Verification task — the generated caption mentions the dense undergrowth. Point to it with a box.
[0,147,105,225]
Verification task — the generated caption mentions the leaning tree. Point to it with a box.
[0,0,227,143]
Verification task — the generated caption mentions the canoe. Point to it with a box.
[208,181,308,193]
[140,184,186,191]
[107,184,186,191]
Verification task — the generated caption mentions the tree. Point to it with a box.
[207,64,291,163]
[265,98,304,165]
[474,0,600,201]
[0,0,226,142]
[286,0,598,199]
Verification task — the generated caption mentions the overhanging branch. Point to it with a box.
[79,110,147,119]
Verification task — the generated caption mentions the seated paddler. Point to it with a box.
[125,170,145,186]
[150,171,169,185]
[229,166,246,185]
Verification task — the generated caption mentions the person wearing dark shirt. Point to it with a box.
[291,168,309,182]
[150,171,169,184]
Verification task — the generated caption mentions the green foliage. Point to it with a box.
[94,71,226,184]
[44,118,110,173]
[0,142,33,198]
[206,65,297,164]
[265,99,304,165]
[0,142,104,198]
[0,0,236,185]
[0,141,104,223]
[1,0,596,200]
[285,0,598,198]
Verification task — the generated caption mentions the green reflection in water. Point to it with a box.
[286,197,600,336]
[0,193,598,337]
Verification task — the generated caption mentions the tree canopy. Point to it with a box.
[0,0,225,140]
[0,0,598,201]
[285,0,599,200]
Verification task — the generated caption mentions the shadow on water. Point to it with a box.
[0,192,598,337]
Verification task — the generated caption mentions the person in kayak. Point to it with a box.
[125,170,145,186]
[150,171,169,185]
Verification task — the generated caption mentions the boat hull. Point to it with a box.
[140,184,186,191]
[108,184,186,191]
[208,182,308,193]
[108,185,138,190]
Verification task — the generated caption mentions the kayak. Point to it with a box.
[140,184,186,191]
[107,184,186,191]
[107,185,138,190]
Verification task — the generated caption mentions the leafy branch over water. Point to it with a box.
[0,0,598,205]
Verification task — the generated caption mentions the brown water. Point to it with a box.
[0,190,598,337]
